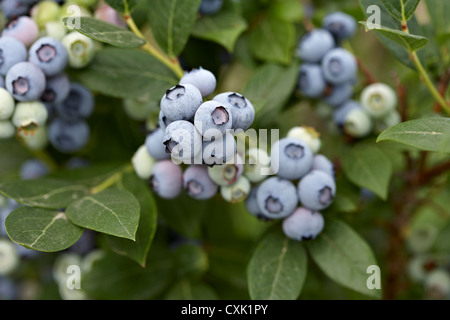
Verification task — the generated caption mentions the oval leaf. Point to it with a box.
[377,117,450,153]
[247,229,308,300]
[5,206,83,252]
[305,218,382,299]
[66,188,140,240]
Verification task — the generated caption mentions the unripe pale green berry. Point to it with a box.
[31,1,61,29]
[0,239,19,275]
[343,108,373,138]
[62,32,95,69]
[17,125,48,150]
[361,83,397,119]
[208,153,244,186]
[244,148,273,182]
[12,101,48,134]
[0,120,15,139]
[424,269,450,298]
[132,145,156,180]
[43,21,68,41]
[0,88,15,120]
[220,175,251,204]
[52,252,82,284]
[286,126,321,153]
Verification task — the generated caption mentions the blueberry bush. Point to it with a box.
[0,0,449,301]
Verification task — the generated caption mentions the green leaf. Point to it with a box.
[359,21,428,52]
[380,0,420,21]
[377,117,450,153]
[341,143,393,200]
[105,0,138,13]
[305,218,382,299]
[62,16,145,48]
[0,140,29,180]
[0,178,89,209]
[244,62,299,127]
[165,280,219,300]
[192,11,247,52]
[173,243,209,279]
[148,0,201,57]
[247,229,308,300]
[5,206,83,252]
[72,47,178,99]
[425,0,450,40]
[105,173,157,267]
[268,0,304,23]
[249,14,295,65]
[66,188,140,240]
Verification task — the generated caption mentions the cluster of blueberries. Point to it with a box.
[132,66,336,242]
[0,0,102,154]
[297,11,400,139]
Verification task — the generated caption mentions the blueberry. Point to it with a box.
[149,159,183,199]
[61,32,96,69]
[0,198,18,237]
[270,137,314,180]
[194,100,233,136]
[324,82,354,107]
[297,29,335,63]
[243,148,272,183]
[0,276,17,300]
[199,0,223,15]
[312,154,335,178]
[321,48,357,85]
[220,175,251,204]
[55,82,94,121]
[0,77,4,88]
[0,36,27,76]
[245,185,269,221]
[333,99,360,127]
[158,109,173,131]
[0,239,19,275]
[256,177,298,219]
[298,64,327,98]
[1,0,34,19]
[94,3,127,28]
[212,92,255,131]
[2,16,39,47]
[160,84,203,122]
[66,157,91,170]
[12,101,48,133]
[20,159,49,180]
[297,170,336,211]
[163,120,202,164]
[41,73,71,105]
[0,88,15,120]
[48,117,90,153]
[0,121,15,139]
[43,21,68,41]
[202,132,237,165]
[145,127,170,161]
[31,0,61,29]
[207,153,244,186]
[6,62,46,102]
[286,126,321,154]
[132,145,156,180]
[360,83,397,119]
[17,124,48,150]
[179,67,217,97]
[282,207,324,241]
[322,12,357,41]
[343,107,373,138]
[28,37,68,76]
[183,165,219,200]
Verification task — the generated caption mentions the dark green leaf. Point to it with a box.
[62,16,145,48]
[174,243,209,279]
[105,0,138,13]
[66,188,140,240]
[247,229,308,300]
[165,280,219,300]
[148,0,202,57]
[380,0,420,21]
[5,206,83,252]
[306,218,382,299]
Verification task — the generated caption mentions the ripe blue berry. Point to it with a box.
[48,117,90,153]
[297,170,336,211]
[40,73,71,105]
[20,159,49,180]
[163,120,202,164]
[245,185,265,219]
[183,165,219,200]
[212,92,255,131]
[324,82,354,107]
[297,29,335,63]
[160,84,203,122]
[199,0,223,15]
[145,127,170,160]
[28,37,68,76]
[194,100,233,136]
[2,16,39,46]
[360,83,398,119]
[286,126,321,154]
[321,48,357,85]
[180,67,217,97]
[202,132,237,165]
[1,0,33,19]
[333,99,360,127]
[150,159,183,199]
[0,77,4,88]
[256,177,298,219]
[322,12,357,41]
[55,82,94,121]
[158,110,172,131]
[312,154,335,178]
[270,137,314,180]
[298,64,327,98]
[282,207,324,241]
[0,36,27,76]
[6,61,46,102]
